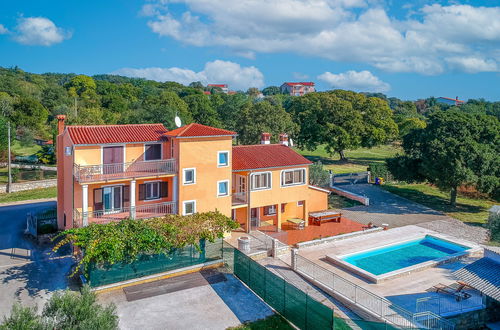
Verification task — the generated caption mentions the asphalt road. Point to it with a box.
[0,201,73,318]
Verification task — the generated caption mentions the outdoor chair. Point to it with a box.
[432,283,471,301]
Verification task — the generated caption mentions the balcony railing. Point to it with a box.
[73,201,177,227]
[232,192,247,206]
[73,159,177,183]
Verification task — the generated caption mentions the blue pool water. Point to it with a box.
[342,236,468,275]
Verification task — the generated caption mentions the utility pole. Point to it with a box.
[6,121,12,193]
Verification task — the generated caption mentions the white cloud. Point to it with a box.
[113,60,265,90]
[318,70,390,92]
[142,1,500,74]
[0,24,8,34]
[14,17,71,46]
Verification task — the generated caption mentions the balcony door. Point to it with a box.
[103,146,124,175]
[103,186,122,214]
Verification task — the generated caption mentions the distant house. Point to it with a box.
[280,82,315,96]
[207,84,229,93]
[436,96,465,106]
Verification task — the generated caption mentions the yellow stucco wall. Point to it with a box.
[177,137,233,217]
[307,186,329,213]
[74,146,102,166]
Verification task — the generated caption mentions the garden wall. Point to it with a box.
[0,179,57,193]
[330,186,370,205]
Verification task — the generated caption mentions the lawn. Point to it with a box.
[0,167,57,183]
[299,144,400,174]
[10,139,42,156]
[0,187,57,204]
[381,183,496,225]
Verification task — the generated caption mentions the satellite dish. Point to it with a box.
[289,138,294,147]
[174,116,182,128]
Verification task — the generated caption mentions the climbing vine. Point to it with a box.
[53,211,238,275]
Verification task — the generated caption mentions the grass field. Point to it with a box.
[299,144,400,174]
[10,140,42,156]
[382,183,496,225]
[0,187,57,204]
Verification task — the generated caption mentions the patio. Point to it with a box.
[257,216,366,246]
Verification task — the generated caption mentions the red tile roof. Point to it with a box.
[165,123,236,138]
[284,82,315,86]
[66,124,168,145]
[208,84,228,88]
[232,144,312,171]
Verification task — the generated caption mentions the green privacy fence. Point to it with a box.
[86,239,223,287]
[233,248,341,330]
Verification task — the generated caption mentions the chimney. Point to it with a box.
[57,115,66,135]
[260,132,271,145]
[279,133,289,146]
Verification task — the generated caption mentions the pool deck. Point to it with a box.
[285,225,485,317]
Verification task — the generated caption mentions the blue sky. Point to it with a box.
[1,0,499,100]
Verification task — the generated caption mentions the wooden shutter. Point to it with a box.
[138,184,146,201]
[123,185,130,207]
[160,182,168,198]
[93,188,103,211]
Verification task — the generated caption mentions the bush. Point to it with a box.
[1,286,118,330]
[309,161,331,187]
[35,145,55,164]
[487,208,500,242]
[10,168,20,183]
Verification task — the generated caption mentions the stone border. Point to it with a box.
[330,186,370,205]
[0,179,57,193]
[296,227,383,249]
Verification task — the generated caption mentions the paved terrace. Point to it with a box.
[281,226,486,317]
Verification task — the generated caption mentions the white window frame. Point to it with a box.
[182,168,196,185]
[250,171,272,191]
[182,200,196,215]
[264,205,277,216]
[144,180,161,201]
[217,150,230,167]
[144,143,163,161]
[281,168,306,187]
[217,180,230,197]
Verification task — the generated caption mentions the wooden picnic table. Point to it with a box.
[309,210,342,226]
[287,218,305,230]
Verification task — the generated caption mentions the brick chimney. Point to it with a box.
[260,132,271,145]
[57,115,66,135]
[279,133,289,146]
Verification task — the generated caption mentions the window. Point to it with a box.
[145,143,162,161]
[218,151,229,167]
[183,200,196,215]
[297,200,304,207]
[218,180,229,197]
[251,172,271,190]
[146,182,160,200]
[183,168,196,185]
[264,205,276,215]
[281,168,306,186]
[281,203,286,213]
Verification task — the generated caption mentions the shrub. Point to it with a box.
[10,168,20,183]
[309,161,330,187]
[487,208,500,242]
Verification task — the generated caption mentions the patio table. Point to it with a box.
[309,210,342,226]
[287,218,305,230]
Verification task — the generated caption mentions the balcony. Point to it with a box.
[73,159,177,183]
[232,192,247,206]
[73,201,177,227]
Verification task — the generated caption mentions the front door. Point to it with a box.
[103,186,122,213]
[103,146,124,174]
[250,207,260,229]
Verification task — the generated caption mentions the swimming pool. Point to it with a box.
[341,236,469,276]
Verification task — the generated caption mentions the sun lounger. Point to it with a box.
[432,283,471,301]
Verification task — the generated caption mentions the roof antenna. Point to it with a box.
[174,114,182,128]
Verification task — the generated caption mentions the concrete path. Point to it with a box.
[337,184,489,243]
[98,273,274,330]
[0,201,73,318]
[0,197,56,207]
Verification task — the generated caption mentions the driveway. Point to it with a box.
[337,184,489,243]
[98,271,274,330]
[0,201,73,318]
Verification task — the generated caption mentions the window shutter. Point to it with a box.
[160,182,168,198]
[123,185,130,206]
[138,184,146,201]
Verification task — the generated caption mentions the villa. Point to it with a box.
[55,115,329,232]
[280,82,316,96]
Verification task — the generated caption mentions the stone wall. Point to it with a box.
[0,179,57,193]
[0,163,56,171]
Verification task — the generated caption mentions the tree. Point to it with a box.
[0,92,13,117]
[238,100,297,145]
[387,110,500,206]
[10,98,49,133]
[143,91,191,129]
[289,91,398,161]
[246,87,261,97]
[216,93,250,132]
[309,161,331,187]
[262,86,281,96]
[182,94,221,127]
[1,286,118,330]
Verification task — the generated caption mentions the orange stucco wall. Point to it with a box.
[177,136,233,216]
[307,186,329,213]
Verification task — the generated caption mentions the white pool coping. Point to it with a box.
[326,233,482,283]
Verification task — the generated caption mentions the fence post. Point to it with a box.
[272,238,279,259]
[291,248,298,271]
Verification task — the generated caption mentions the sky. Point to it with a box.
[0,0,499,101]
